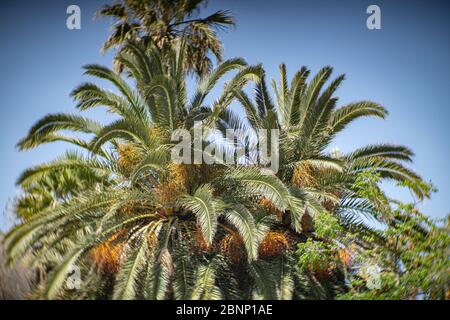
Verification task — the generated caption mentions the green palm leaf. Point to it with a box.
[181,185,221,245]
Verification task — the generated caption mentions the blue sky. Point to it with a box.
[0,0,449,231]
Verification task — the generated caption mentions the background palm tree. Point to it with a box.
[98,0,235,77]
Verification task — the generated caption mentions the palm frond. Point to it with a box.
[190,257,222,300]
[180,185,221,245]
[17,113,102,150]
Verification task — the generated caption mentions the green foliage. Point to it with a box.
[296,239,334,272]
[3,2,446,300]
[338,171,449,300]
[314,211,343,239]
[98,0,235,77]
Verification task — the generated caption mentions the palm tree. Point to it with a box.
[218,64,432,298]
[5,42,430,299]
[231,64,430,220]
[6,41,269,299]
[98,0,235,77]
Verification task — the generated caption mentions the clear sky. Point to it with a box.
[0,0,449,231]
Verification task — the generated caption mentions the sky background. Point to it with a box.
[0,0,449,231]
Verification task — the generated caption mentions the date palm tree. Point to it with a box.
[217,64,431,298]
[98,0,235,77]
[6,42,271,299]
[230,64,430,219]
[5,42,429,299]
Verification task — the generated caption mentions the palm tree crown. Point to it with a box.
[5,40,431,299]
[98,0,235,77]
